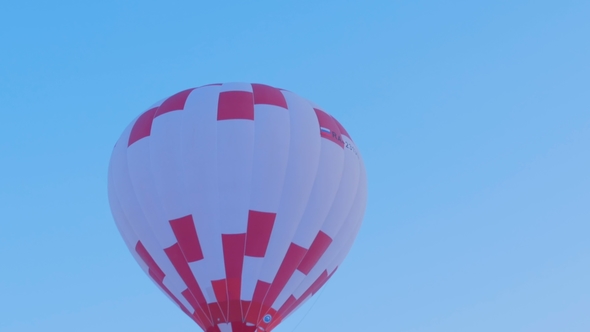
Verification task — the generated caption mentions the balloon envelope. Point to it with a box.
[108,83,367,331]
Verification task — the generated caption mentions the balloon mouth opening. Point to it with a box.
[209,321,269,332]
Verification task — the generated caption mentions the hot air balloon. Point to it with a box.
[107,83,367,332]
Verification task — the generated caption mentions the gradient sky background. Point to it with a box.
[1,1,589,331]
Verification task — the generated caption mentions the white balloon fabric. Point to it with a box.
[107,83,367,332]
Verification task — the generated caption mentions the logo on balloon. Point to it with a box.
[263,314,272,323]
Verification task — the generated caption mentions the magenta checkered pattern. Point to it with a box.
[108,83,367,332]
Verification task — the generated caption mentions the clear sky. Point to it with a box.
[1,1,589,331]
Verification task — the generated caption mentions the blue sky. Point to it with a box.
[1,1,589,331]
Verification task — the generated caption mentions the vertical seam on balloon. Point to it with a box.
[243,90,304,323]
[185,85,228,324]
[108,146,140,255]
[210,86,230,324]
[321,167,366,278]
[280,160,367,319]
[109,159,147,269]
[146,88,216,323]
[278,137,362,311]
[124,105,215,326]
[211,85,229,326]
[307,161,366,305]
[239,84,256,322]
[193,86,229,324]
[236,83,261,323]
[277,161,364,319]
[240,84,257,323]
[255,97,324,324]
[150,100,217,324]
[182,84,226,325]
[110,130,208,329]
[242,87,293,322]
[330,159,367,264]
[259,157,341,321]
